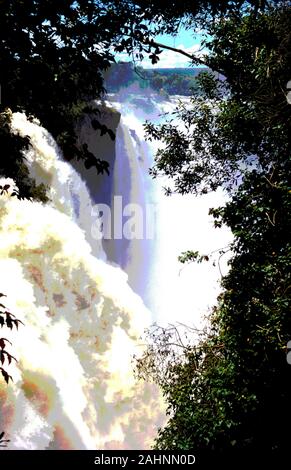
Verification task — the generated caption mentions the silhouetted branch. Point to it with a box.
[0,431,10,448]
[0,292,24,447]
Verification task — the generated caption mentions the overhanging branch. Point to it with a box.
[146,39,208,66]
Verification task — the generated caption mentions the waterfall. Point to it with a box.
[0,113,164,450]
[102,95,232,329]
[104,117,156,308]
[0,93,232,449]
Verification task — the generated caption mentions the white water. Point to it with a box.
[0,113,164,450]
[106,95,232,330]
[0,94,232,450]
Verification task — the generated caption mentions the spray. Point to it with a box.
[0,113,164,450]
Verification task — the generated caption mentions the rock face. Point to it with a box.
[73,102,121,208]
[72,99,156,305]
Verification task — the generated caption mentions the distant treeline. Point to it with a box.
[104,62,209,96]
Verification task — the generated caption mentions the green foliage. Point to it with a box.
[178,250,209,264]
[0,110,48,201]
[105,62,203,96]
[0,294,23,385]
[104,62,140,91]
[145,4,291,195]
[0,1,122,183]
[0,0,164,189]
[0,0,289,458]
[0,290,24,448]
[1,0,217,191]
[137,1,291,461]
[0,1,269,194]
[146,70,202,96]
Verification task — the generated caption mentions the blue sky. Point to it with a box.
[116,27,207,68]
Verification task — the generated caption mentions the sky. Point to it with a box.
[116,27,207,68]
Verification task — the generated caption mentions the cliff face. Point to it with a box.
[73,102,121,207]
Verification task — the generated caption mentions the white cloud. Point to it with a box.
[146,43,205,69]
[114,43,207,69]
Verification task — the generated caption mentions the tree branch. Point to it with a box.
[147,39,208,66]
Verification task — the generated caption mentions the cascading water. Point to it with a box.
[99,93,232,329]
[0,91,232,450]
[104,116,157,308]
[0,113,164,450]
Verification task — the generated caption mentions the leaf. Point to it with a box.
[15,319,24,329]
[149,53,159,65]
[0,367,13,384]
[6,317,13,330]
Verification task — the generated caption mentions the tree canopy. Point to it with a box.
[0,0,290,461]
[136,0,291,463]
[104,62,204,96]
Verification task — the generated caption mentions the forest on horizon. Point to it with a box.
[104,62,209,95]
